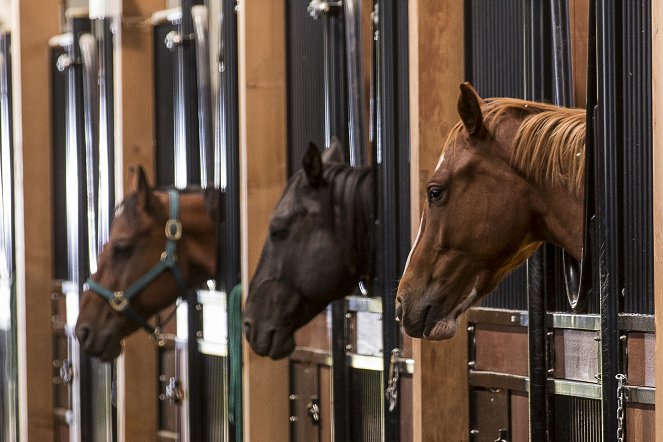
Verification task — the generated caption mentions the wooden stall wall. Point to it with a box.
[238,1,289,441]
[654,0,663,437]
[409,0,468,440]
[116,0,166,440]
[12,0,60,439]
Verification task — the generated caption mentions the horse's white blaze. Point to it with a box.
[403,216,424,276]
[434,152,446,172]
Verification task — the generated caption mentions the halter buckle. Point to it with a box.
[165,219,182,240]
[110,291,129,312]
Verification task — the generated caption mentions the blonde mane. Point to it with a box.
[442,97,585,195]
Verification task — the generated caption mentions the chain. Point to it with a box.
[616,373,626,442]
[385,348,401,412]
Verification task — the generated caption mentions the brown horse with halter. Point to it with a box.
[75,167,217,361]
[397,82,585,340]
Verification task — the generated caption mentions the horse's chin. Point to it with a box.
[423,315,457,340]
[249,327,296,360]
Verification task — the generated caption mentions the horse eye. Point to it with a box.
[427,186,445,203]
[270,228,289,241]
[112,243,133,258]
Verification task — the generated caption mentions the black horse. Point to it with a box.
[244,139,375,359]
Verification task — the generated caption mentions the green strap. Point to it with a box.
[228,283,243,442]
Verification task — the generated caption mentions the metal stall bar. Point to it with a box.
[593,0,622,439]
[61,14,91,441]
[192,5,214,189]
[0,31,18,442]
[343,0,366,167]
[214,2,242,439]
[374,1,410,440]
[80,30,116,442]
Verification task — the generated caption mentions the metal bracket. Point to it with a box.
[109,291,128,312]
[307,0,342,19]
[59,359,73,384]
[164,376,185,404]
[306,396,321,426]
[164,31,195,50]
[56,54,81,72]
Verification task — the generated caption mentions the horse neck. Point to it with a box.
[177,192,217,284]
[531,179,584,260]
[328,165,375,282]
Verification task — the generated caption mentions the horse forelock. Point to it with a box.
[442,97,585,196]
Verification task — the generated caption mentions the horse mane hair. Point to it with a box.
[443,97,586,196]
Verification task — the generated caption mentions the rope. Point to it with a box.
[228,283,243,442]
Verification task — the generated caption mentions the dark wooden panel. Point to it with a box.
[290,362,320,442]
[510,391,529,442]
[400,375,413,442]
[471,388,509,442]
[626,404,655,441]
[627,332,655,387]
[474,324,528,376]
[294,312,330,351]
[554,329,600,382]
[319,366,332,442]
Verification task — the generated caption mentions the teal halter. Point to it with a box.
[86,190,187,337]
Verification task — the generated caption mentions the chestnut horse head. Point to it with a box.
[75,167,216,361]
[397,83,585,340]
[244,139,374,359]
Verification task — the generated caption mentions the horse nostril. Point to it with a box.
[76,323,91,347]
[395,303,403,322]
[242,321,252,341]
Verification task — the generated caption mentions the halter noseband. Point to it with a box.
[86,190,188,337]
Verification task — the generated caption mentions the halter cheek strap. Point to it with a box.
[86,190,188,337]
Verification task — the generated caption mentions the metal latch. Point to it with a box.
[307,0,342,19]
[163,377,184,404]
[59,359,73,384]
[385,348,401,412]
[306,396,321,426]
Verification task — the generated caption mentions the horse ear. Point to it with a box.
[322,136,346,164]
[302,142,324,185]
[129,165,153,211]
[457,82,484,136]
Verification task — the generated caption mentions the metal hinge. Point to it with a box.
[307,0,343,20]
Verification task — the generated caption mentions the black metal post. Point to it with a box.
[180,2,204,440]
[375,1,409,440]
[593,0,622,439]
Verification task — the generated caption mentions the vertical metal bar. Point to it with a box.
[527,249,547,441]
[343,0,367,167]
[375,1,410,440]
[214,1,241,440]
[180,2,204,440]
[192,5,214,188]
[0,31,18,442]
[593,0,622,439]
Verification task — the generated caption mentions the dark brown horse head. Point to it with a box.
[244,140,374,359]
[397,83,584,341]
[75,167,216,361]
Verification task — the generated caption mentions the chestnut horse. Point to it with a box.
[244,139,374,359]
[396,82,585,340]
[75,167,216,361]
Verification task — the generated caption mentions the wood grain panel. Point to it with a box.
[239,1,289,440]
[474,325,529,376]
[510,391,528,442]
[652,0,663,435]
[319,365,332,442]
[117,1,166,440]
[294,312,330,351]
[13,0,60,438]
[627,332,656,387]
[410,0,467,440]
[569,0,589,108]
[626,404,655,441]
